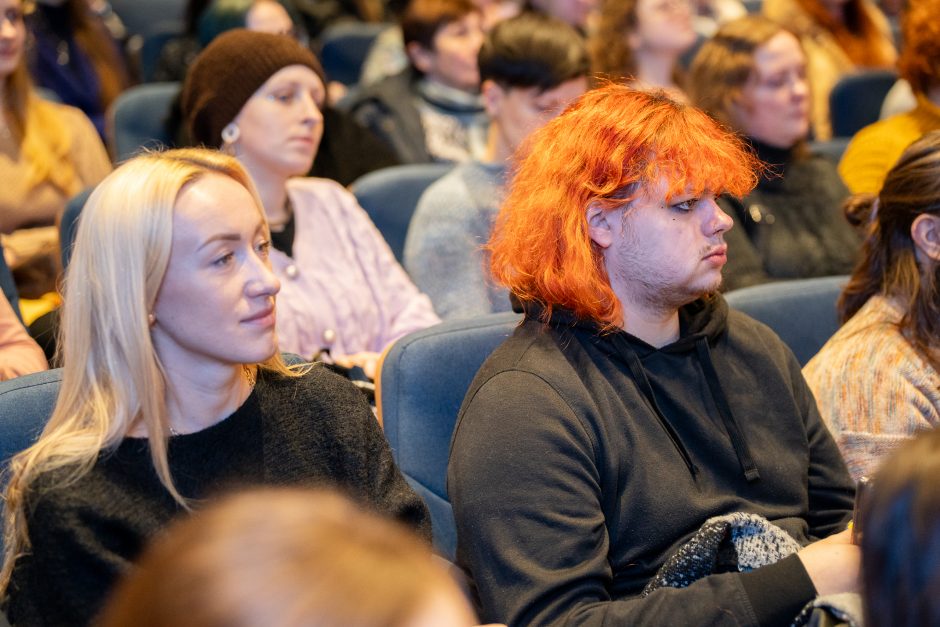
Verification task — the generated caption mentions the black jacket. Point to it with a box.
[719,139,860,291]
[448,296,854,626]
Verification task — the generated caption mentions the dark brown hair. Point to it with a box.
[839,130,940,372]
[401,0,478,50]
[57,0,131,113]
[860,428,940,627]
[793,0,895,67]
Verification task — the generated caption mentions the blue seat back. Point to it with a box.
[378,313,521,559]
[0,369,63,470]
[350,163,452,263]
[829,69,897,138]
[60,188,95,270]
[110,0,185,38]
[318,22,389,86]
[108,82,180,163]
[725,275,848,366]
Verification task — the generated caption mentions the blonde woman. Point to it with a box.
[0,0,110,283]
[0,149,430,626]
[99,488,483,627]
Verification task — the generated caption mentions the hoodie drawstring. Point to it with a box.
[615,336,699,479]
[694,338,761,482]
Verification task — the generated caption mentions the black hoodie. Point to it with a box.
[448,295,854,627]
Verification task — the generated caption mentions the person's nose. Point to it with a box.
[791,73,809,103]
[299,91,323,128]
[703,197,733,236]
[246,251,281,299]
[0,17,17,39]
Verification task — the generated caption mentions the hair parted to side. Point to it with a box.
[401,0,478,50]
[98,487,468,627]
[478,12,590,92]
[488,84,759,327]
[688,16,796,130]
[860,428,940,627]
[0,148,299,598]
[897,0,940,96]
[839,130,940,372]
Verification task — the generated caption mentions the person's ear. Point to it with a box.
[481,79,504,118]
[911,213,940,262]
[586,203,616,248]
[406,41,434,74]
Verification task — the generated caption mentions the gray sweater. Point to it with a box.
[404,161,511,319]
[5,367,430,626]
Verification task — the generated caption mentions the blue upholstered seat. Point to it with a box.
[829,69,897,138]
[377,313,521,559]
[725,275,848,366]
[350,163,452,263]
[107,82,180,163]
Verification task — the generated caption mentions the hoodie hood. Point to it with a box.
[529,295,760,483]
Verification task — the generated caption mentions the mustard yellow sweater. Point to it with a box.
[838,94,940,194]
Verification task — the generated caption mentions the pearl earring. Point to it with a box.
[221,123,240,145]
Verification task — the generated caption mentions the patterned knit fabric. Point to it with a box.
[642,512,803,595]
[803,295,940,481]
[839,95,940,195]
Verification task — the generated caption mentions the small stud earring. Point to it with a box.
[221,123,240,145]
[148,313,156,327]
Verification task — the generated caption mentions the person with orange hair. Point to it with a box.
[448,84,858,626]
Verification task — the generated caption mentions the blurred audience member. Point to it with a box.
[0,148,429,625]
[0,289,47,380]
[166,0,400,186]
[691,0,745,36]
[804,130,940,481]
[154,0,300,83]
[25,0,131,139]
[838,0,940,194]
[99,488,481,627]
[345,0,489,164]
[359,0,521,87]
[183,30,439,377]
[526,0,597,29]
[405,13,588,319]
[590,0,698,101]
[689,15,859,290]
[762,0,896,140]
[859,428,940,627]
[0,0,110,296]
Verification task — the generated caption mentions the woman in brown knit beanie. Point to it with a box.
[181,29,439,378]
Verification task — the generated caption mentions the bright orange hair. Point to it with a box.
[488,84,759,327]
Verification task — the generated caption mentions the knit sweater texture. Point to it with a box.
[273,177,439,359]
[719,139,859,291]
[404,161,511,319]
[838,95,940,195]
[448,296,855,626]
[803,294,940,481]
[5,367,431,626]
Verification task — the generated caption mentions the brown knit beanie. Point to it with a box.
[181,29,326,147]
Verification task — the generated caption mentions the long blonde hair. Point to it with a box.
[3,37,84,195]
[0,148,298,595]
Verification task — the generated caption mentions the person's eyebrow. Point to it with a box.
[197,233,242,251]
